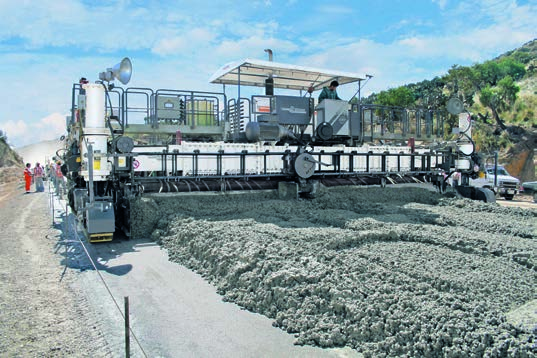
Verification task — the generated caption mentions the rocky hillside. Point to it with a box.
[0,136,24,184]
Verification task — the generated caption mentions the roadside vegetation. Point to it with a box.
[364,39,537,180]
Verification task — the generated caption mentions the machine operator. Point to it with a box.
[318,80,341,102]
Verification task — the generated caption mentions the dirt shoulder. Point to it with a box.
[496,193,536,209]
[0,183,110,357]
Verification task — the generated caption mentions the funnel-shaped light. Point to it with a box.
[112,57,132,85]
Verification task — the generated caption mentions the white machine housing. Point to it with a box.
[316,99,359,137]
[130,142,433,177]
[454,112,473,170]
[80,83,112,181]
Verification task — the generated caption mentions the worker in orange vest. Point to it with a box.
[24,163,33,194]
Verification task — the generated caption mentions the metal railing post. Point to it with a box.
[124,296,130,357]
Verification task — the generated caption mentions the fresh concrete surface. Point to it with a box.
[73,236,360,357]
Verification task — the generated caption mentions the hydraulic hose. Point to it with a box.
[101,83,116,142]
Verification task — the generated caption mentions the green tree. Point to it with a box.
[475,60,502,86]
[444,65,480,106]
[479,76,520,130]
[497,58,526,80]
[375,87,415,107]
[410,77,447,108]
[497,75,520,110]
[512,49,533,64]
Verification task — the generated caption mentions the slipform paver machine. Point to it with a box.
[62,57,493,242]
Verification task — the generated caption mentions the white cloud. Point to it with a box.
[152,37,188,56]
[298,10,536,95]
[2,120,28,142]
[432,0,448,10]
[38,113,67,139]
[152,28,216,56]
[215,36,298,58]
[0,1,176,52]
[0,1,284,56]
[317,5,354,15]
[229,20,280,39]
[1,113,66,147]
[395,23,533,62]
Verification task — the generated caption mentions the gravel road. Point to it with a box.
[0,182,110,357]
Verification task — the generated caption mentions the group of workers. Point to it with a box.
[23,160,66,197]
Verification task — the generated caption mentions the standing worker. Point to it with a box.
[318,80,341,102]
[49,161,56,188]
[23,163,33,194]
[79,77,89,94]
[33,162,45,192]
[55,160,66,198]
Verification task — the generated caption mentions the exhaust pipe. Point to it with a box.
[264,49,274,95]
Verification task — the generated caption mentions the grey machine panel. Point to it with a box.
[86,201,115,234]
[317,99,361,137]
[271,95,312,125]
[73,188,88,213]
[245,122,290,142]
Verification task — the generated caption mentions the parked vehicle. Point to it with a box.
[521,181,537,193]
[470,165,520,200]
[521,181,537,203]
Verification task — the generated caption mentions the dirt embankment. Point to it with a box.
[503,128,536,183]
[133,186,537,357]
[0,137,23,184]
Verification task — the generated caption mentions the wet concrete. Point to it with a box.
[132,185,537,357]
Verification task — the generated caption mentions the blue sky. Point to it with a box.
[1,0,536,147]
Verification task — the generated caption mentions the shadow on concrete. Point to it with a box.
[50,210,145,277]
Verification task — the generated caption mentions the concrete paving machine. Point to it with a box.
[62,56,494,242]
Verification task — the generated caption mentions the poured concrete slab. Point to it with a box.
[74,238,361,357]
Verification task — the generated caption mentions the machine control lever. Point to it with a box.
[304,156,330,167]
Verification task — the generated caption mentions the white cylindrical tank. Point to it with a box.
[81,83,110,181]
[85,84,105,129]
[455,112,473,170]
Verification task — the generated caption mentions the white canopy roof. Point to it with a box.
[209,58,364,91]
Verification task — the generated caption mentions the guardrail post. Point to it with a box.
[125,296,130,357]
[240,150,247,176]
